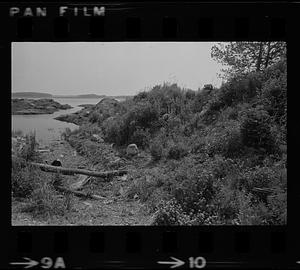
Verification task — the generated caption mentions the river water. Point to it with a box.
[11,98,102,145]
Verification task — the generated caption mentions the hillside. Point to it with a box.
[51,59,286,225]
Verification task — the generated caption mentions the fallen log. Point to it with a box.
[252,187,276,194]
[29,162,128,178]
[55,186,105,200]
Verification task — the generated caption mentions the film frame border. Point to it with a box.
[1,1,298,269]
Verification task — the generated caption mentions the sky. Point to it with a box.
[12,42,225,96]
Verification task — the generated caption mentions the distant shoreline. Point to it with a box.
[12,92,133,100]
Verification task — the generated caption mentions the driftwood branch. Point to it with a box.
[29,162,127,178]
[252,187,276,194]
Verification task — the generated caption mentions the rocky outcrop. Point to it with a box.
[12,98,72,115]
[55,98,123,125]
[94,98,123,118]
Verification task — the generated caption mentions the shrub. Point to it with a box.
[129,102,159,129]
[102,117,124,145]
[215,185,239,222]
[185,89,196,100]
[261,75,287,125]
[218,72,261,107]
[129,128,150,149]
[125,168,167,203]
[190,133,207,155]
[240,107,276,153]
[150,140,163,161]
[165,115,182,133]
[235,190,269,225]
[205,155,237,179]
[89,111,101,123]
[266,190,287,224]
[133,91,148,101]
[152,199,195,225]
[228,164,284,202]
[23,183,73,218]
[12,161,73,218]
[19,133,40,162]
[201,99,223,124]
[167,142,189,160]
[165,160,220,217]
[61,127,72,140]
[12,160,38,198]
[205,121,243,158]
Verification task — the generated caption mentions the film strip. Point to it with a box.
[1,1,299,269]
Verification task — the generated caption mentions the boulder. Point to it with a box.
[162,113,170,121]
[91,134,104,143]
[126,144,139,156]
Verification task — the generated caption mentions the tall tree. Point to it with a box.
[211,42,286,79]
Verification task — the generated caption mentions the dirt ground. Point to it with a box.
[11,140,155,226]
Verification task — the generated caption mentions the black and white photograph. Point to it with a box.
[11,41,287,226]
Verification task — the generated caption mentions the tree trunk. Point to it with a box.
[264,42,271,68]
[256,42,263,72]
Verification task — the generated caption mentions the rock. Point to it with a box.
[12,98,72,115]
[162,113,170,121]
[119,175,127,181]
[83,202,92,207]
[126,144,139,156]
[119,186,124,195]
[109,158,125,169]
[91,134,104,143]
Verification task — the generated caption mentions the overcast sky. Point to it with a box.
[12,42,224,96]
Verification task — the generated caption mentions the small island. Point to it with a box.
[12,98,72,115]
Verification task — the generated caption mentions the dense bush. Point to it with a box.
[152,199,195,225]
[167,141,189,160]
[217,72,262,107]
[129,128,151,149]
[261,75,287,126]
[240,107,276,153]
[89,111,101,124]
[205,121,243,158]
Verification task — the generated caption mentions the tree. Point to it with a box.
[211,42,286,79]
